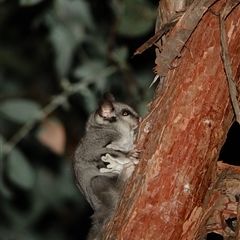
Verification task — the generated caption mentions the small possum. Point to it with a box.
[73,93,141,240]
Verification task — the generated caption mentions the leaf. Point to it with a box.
[37,118,66,155]
[74,60,105,79]
[80,88,98,114]
[0,135,13,198]
[47,0,94,77]
[0,134,6,162]
[117,0,155,37]
[49,24,82,77]
[73,60,109,93]
[0,99,41,124]
[0,182,13,199]
[56,0,94,30]
[19,0,45,6]
[7,148,36,190]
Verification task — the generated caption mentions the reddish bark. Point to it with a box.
[103,0,240,239]
[196,162,240,239]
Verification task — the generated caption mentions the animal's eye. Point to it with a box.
[122,110,131,116]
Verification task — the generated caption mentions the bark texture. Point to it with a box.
[103,0,240,239]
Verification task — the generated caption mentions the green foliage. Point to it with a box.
[7,148,36,190]
[19,0,45,6]
[0,99,41,124]
[117,0,156,37]
[47,0,95,77]
[1,0,157,239]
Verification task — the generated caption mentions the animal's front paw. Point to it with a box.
[100,154,124,174]
[128,146,141,164]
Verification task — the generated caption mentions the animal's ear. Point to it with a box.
[97,100,115,119]
[103,92,115,102]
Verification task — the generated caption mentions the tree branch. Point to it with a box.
[219,0,240,123]
[103,0,240,239]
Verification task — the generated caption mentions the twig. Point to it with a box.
[219,0,240,123]
[2,66,117,155]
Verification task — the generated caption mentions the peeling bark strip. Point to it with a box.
[133,13,183,57]
[103,0,240,239]
[219,0,240,123]
[155,0,219,77]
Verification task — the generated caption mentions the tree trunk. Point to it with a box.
[103,0,240,239]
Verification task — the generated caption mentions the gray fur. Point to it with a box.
[73,93,140,240]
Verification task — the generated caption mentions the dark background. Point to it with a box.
[1,1,239,240]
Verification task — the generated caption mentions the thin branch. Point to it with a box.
[219,0,240,123]
[2,66,117,155]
